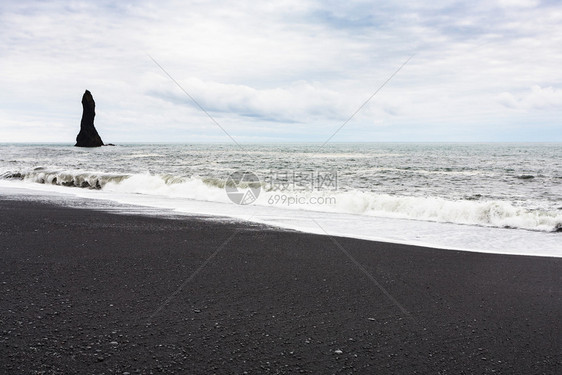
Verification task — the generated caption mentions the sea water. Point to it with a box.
[0,143,560,256]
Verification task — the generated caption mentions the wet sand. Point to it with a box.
[0,198,560,374]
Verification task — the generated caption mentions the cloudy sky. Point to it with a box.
[1,0,561,143]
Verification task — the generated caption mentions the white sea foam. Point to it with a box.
[7,169,129,189]
[329,191,561,232]
[1,179,560,258]
[101,173,562,233]
[4,169,560,233]
[103,173,229,203]
[123,153,163,158]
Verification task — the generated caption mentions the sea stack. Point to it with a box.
[75,90,104,147]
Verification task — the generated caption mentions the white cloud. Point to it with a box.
[498,85,562,110]
[0,0,561,142]
[146,75,350,122]
[497,0,539,8]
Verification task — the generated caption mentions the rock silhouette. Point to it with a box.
[75,90,104,147]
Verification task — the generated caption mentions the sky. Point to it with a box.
[1,0,561,143]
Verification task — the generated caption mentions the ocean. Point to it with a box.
[1,143,560,256]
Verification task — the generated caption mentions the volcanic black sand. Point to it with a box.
[0,198,560,374]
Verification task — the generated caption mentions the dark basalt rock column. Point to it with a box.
[75,90,104,147]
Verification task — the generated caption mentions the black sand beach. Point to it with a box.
[1,198,560,374]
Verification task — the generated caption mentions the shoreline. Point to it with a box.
[1,197,561,373]
[1,183,561,258]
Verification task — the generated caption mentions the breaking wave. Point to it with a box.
[2,169,561,233]
[331,191,561,233]
[1,169,129,189]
